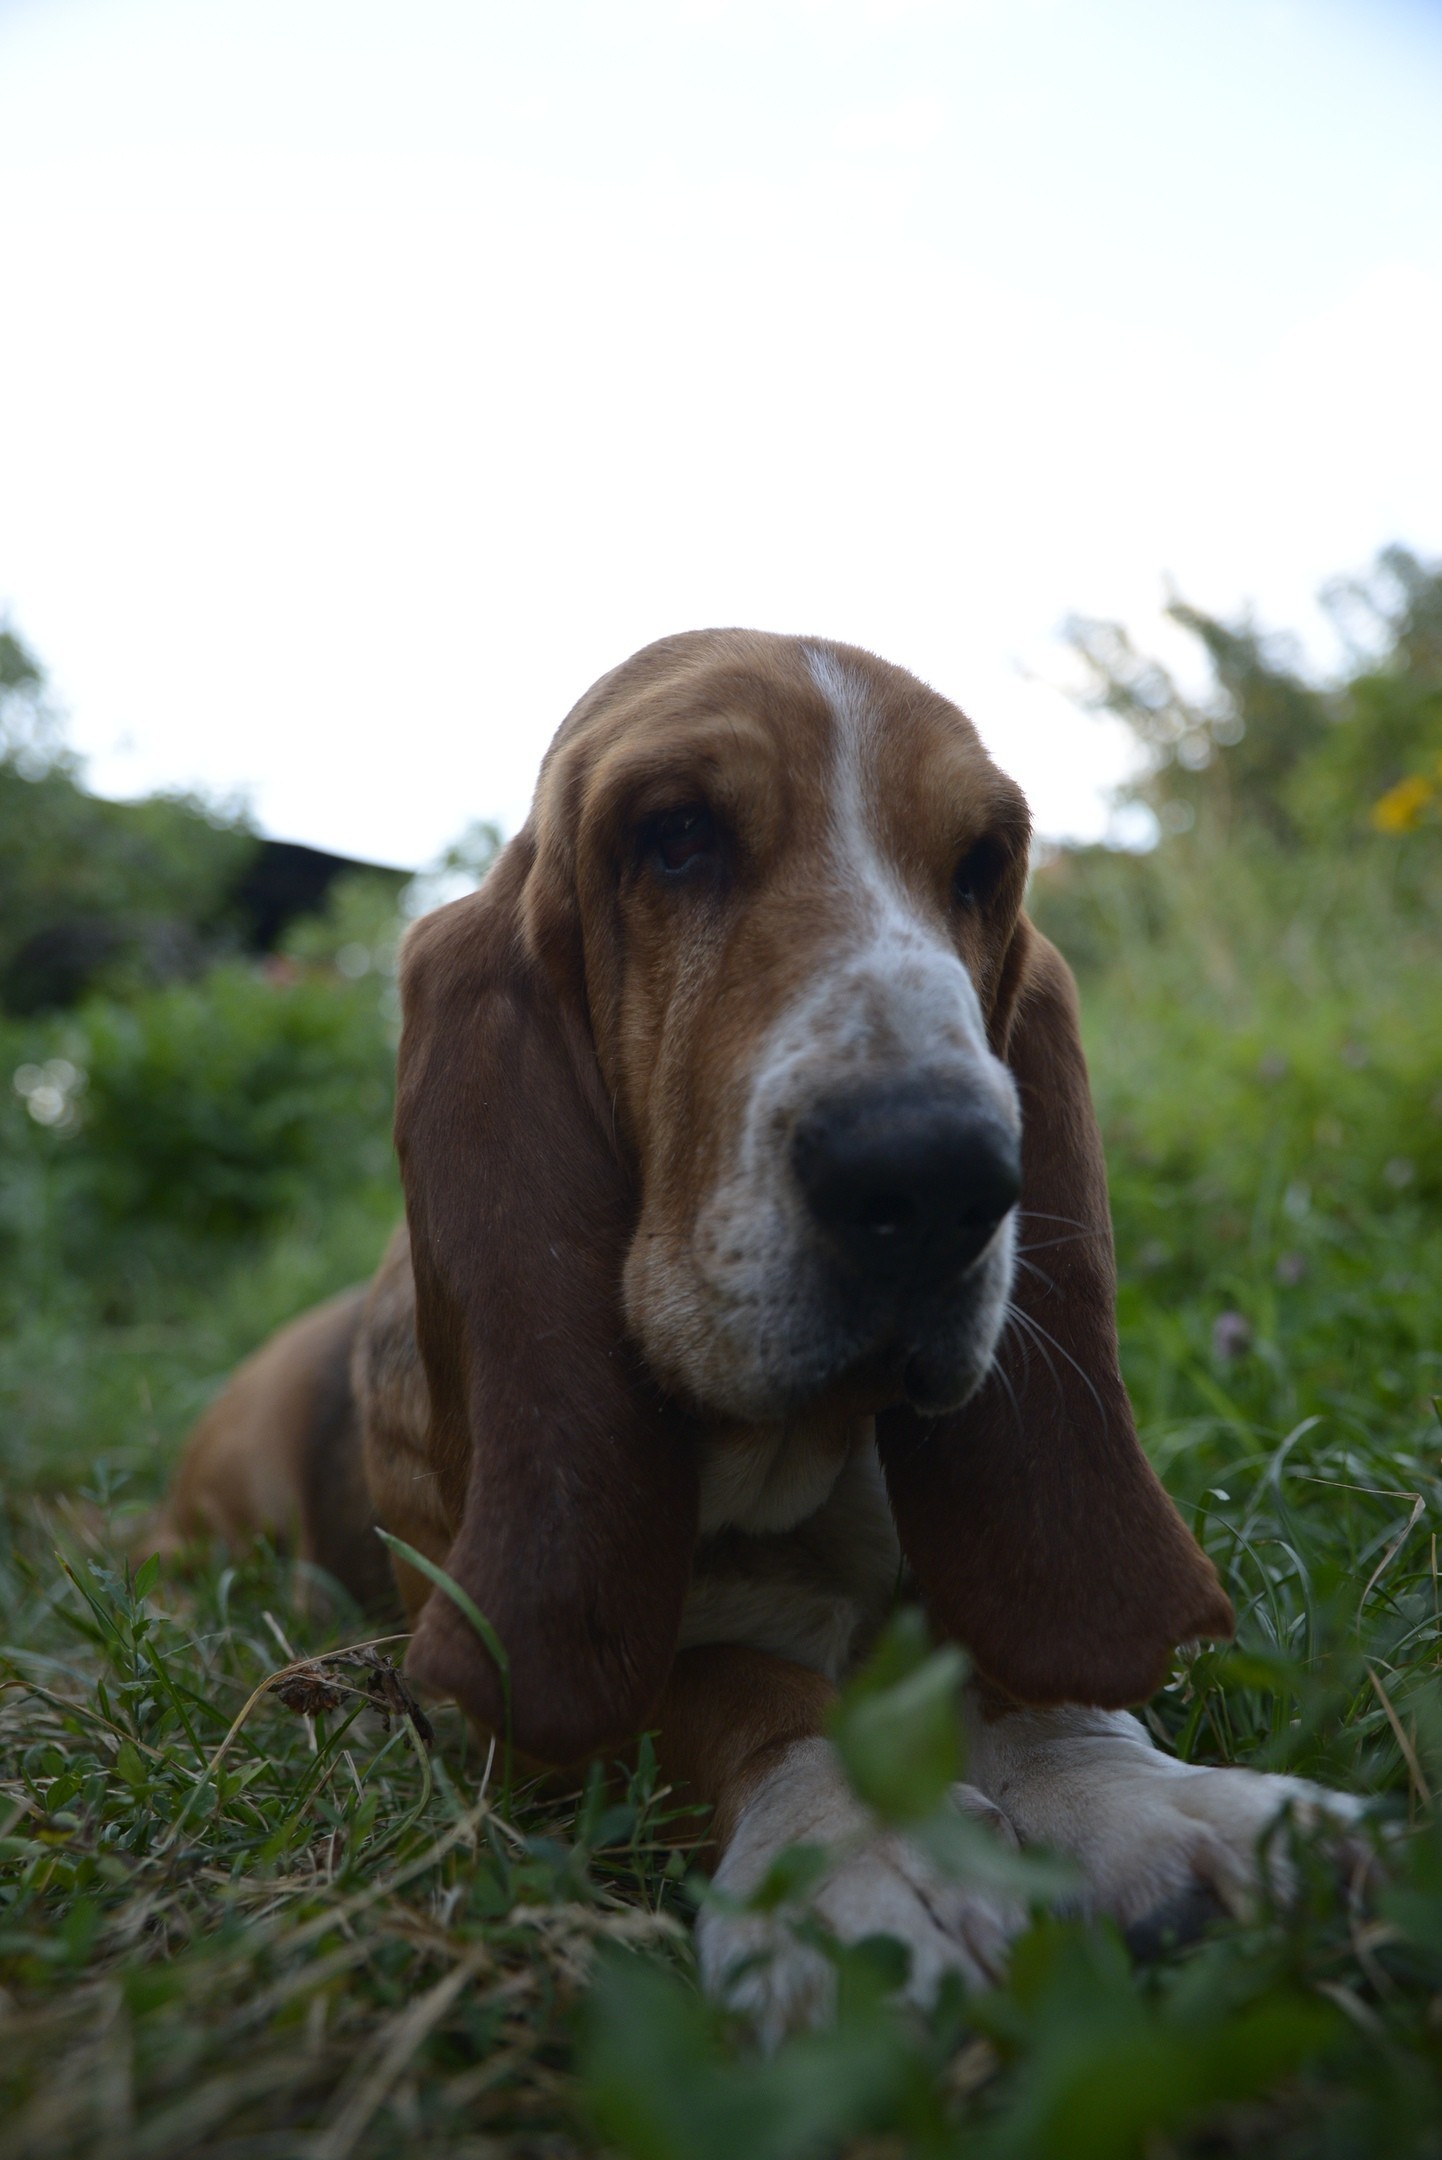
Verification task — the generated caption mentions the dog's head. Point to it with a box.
[396,631,1232,1760]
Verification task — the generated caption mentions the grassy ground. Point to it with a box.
[2,831,1440,2159]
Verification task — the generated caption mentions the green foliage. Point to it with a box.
[828,1614,1077,1911]
[583,1941,946,2160]
[1030,799,1442,1818]
[66,965,394,1237]
[831,1610,967,1824]
[0,618,63,772]
[0,631,417,1498]
[0,1179,398,1501]
[1065,544,1442,846]
[0,764,259,1015]
[1031,835,1442,1448]
[0,622,260,1012]
[1,965,396,1289]
[965,1923,1343,2160]
[280,867,409,980]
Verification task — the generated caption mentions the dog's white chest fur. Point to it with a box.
[695,1410,866,1537]
[682,1422,902,1684]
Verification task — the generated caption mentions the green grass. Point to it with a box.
[0,1542,697,2157]
[3,830,1441,2158]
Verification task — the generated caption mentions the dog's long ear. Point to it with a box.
[879,921,1233,1707]
[393,836,699,1764]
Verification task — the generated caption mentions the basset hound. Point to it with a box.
[161,629,1361,2037]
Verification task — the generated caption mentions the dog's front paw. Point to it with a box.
[1106,1763,1372,1954]
[696,1737,1023,2045]
[970,1705,1370,1956]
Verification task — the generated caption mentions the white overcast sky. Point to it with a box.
[3,0,1441,866]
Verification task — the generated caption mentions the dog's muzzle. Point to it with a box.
[787,1077,1019,1412]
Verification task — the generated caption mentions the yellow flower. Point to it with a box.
[1371,772,1437,832]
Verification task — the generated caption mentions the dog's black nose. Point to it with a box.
[792,1085,1021,1278]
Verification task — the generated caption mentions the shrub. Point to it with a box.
[2,962,395,1276]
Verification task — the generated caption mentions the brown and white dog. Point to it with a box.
[161,630,1359,2036]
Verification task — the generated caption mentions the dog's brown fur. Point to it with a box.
[161,1287,389,1610]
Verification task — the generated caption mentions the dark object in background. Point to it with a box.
[2,824,409,1015]
[2,626,412,1014]
[231,839,404,956]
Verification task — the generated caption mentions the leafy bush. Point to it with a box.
[73,965,395,1235]
[1065,543,1442,848]
[0,757,260,1015]
[0,956,401,1494]
[2,963,395,1264]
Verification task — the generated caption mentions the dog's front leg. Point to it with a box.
[654,1645,1022,2043]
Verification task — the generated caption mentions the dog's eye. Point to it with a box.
[650,805,716,878]
[953,835,1008,908]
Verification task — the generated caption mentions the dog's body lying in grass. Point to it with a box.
[161,629,1363,2035]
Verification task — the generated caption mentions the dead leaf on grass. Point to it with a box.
[267,1648,434,1748]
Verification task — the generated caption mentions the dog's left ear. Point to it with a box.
[879,920,1234,1706]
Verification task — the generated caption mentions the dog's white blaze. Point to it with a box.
[772,644,1004,1092]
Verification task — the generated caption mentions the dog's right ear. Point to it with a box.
[880,922,1233,1708]
[393,835,699,1765]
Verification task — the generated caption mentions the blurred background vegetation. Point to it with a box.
[1033,545,1441,1493]
[0,624,501,1494]
[1,553,1439,2155]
